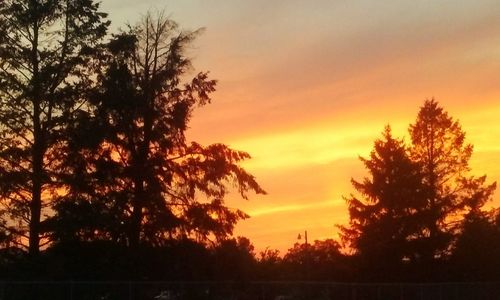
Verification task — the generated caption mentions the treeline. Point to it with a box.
[3,230,500,282]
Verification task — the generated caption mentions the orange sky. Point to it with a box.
[104,0,500,253]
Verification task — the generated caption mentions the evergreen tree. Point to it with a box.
[341,126,426,265]
[409,99,496,259]
[49,13,265,247]
[0,0,108,254]
[341,100,497,272]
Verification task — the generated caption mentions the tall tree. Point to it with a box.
[340,126,426,265]
[50,12,265,247]
[409,99,496,259]
[0,0,108,254]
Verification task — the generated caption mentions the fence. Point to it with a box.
[0,280,499,300]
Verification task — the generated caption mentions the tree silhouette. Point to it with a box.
[213,236,256,280]
[283,239,345,280]
[49,12,265,247]
[340,126,426,267]
[341,100,497,277]
[0,0,108,254]
[452,208,500,280]
[409,99,496,259]
[257,248,282,280]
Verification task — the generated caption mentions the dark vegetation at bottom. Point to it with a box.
[2,238,500,283]
[1,281,500,300]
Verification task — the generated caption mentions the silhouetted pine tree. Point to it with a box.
[0,0,108,255]
[49,12,265,247]
[341,100,497,280]
[341,126,426,268]
[409,99,496,260]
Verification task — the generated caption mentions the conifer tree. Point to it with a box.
[342,101,496,266]
[51,13,265,247]
[341,126,425,264]
[409,99,496,258]
[0,0,108,254]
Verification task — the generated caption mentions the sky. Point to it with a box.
[103,0,500,253]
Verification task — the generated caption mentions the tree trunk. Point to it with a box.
[128,66,155,246]
[29,142,42,255]
[129,178,144,248]
[29,11,42,256]
[129,111,153,248]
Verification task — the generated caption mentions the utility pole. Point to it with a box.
[298,230,310,282]
[297,230,308,245]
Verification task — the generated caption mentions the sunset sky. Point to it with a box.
[104,0,500,253]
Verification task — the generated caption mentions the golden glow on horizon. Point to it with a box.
[230,124,384,170]
[246,200,342,218]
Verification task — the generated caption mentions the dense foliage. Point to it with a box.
[0,0,109,255]
[340,100,497,280]
[47,13,265,248]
